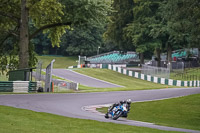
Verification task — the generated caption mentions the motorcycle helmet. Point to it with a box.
[120,101,124,104]
[126,99,131,104]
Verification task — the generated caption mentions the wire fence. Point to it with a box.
[35,61,43,81]
[143,61,200,81]
[171,72,200,81]
[171,67,200,81]
[141,64,170,79]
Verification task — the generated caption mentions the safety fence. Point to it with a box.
[56,81,79,92]
[141,64,170,79]
[0,81,42,93]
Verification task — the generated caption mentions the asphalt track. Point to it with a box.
[0,87,200,133]
[50,69,123,88]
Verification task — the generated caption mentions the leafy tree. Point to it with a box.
[104,0,134,51]
[31,33,51,55]
[150,0,200,65]
[59,24,116,56]
[124,0,162,65]
[60,24,104,56]
[0,0,110,73]
[160,0,200,49]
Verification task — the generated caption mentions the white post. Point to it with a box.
[97,46,100,55]
[78,55,80,65]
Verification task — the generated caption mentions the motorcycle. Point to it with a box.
[105,103,129,120]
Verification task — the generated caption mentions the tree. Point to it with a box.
[160,0,200,49]
[104,0,134,51]
[19,0,29,68]
[60,24,105,56]
[31,33,51,55]
[0,0,111,71]
[124,0,162,65]
[150,0,200,65]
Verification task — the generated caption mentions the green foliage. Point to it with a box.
[32,24,115,56]
[159,0,200,48]
[31,33,51,55]
[122,0,200,63]
[0,0,20,34]
[29,0,66,47]
[62,0,111,25]
[29,0,64,28]
[123,0,162,62]
[0,0,111,73]
[104,0,134,51]
[0,38,19,75]
[29,43,38,68]
[60,24,105,56]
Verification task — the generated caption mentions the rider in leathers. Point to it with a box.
[105,99,131,118]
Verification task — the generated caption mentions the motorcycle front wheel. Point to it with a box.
[105,113,109,118]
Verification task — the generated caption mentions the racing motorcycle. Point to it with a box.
[105,102,129,120]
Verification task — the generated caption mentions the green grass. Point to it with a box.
[37,56,77,69]
[74,68,172,92]
[97,94,200,131]
[0,105,182,133]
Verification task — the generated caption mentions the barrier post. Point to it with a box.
[52,82,54,92]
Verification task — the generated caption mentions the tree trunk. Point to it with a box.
[19,0,29,69]
[156,48,161,67]
[167,43,172,63]
[139,52,144,66]
[167,43,172,70]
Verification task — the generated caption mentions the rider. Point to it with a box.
[105,99,131,118]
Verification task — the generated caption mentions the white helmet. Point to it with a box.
[126,99,131,104]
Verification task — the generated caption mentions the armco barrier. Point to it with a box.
[107,64,200,87]
[0,81,41,93]
[13,81,29,93]
[0,81,13,92]
[66,82,79,90]
[29,81,42,92]
[68,66,78,69]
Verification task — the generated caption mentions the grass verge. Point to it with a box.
[97,94,200,131]
[37,56,77,69]
[0,105,181,133]
[74,68,173,91]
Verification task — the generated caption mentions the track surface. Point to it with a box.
[50,69,123,88]
[0,88,200,133]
